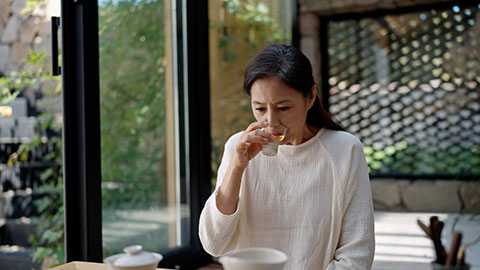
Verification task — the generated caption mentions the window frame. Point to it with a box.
[60,0,212,268]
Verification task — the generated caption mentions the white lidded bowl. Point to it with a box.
[219,247,288,270]
[104,245,163,270]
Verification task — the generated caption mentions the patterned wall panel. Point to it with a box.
[327,4,480,177]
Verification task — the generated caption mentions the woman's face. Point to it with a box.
[250,76,315,145]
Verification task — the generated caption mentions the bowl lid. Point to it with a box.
[112,245,162,267]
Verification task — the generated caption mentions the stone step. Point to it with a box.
[0,189,60,219]
[0,161,56,192]
[0,245,41,270]
[0,217,36,247]
[0,143,54,164]
[0,143,21,163]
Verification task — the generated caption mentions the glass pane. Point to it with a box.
[208,0,294,185]
[98,0,184,256]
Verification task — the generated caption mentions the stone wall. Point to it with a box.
[0,0,60,115]
[371,179,480,213]
[0,0,53,72]
[299,0,480,214]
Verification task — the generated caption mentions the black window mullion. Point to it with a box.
[319,17,330,112]
[185,0,211,248]
[61,0,102,263]
[292,0,300,49]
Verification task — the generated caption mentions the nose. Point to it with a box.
[265,109,280,126]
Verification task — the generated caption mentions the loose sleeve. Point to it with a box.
[199,133,242,256]
[326,143,375,270]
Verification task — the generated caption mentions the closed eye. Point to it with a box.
[278,107,290,111]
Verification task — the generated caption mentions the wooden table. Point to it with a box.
[51,261,172,270]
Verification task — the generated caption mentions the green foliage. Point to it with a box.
[22,0,48,16]
[1,8,63,264]
[98,0,167,208]
[364,141,480,176]
[1,50,64,266]
[29,182,64,266]
[212,0,290,62]
[0,50,58,105]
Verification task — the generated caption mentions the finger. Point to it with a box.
[254,128,275,139]
[246,133,269,144]
[245,121,268,132]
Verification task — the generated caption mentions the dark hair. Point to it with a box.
[243,44,345,131]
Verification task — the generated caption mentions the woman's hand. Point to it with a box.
[232,121,273,170]
[215,121,272,215]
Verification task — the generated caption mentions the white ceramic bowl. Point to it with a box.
[219,247,288,270]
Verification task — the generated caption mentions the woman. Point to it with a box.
[199,44,375,270]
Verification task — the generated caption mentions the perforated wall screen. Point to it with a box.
[327,4,480,178]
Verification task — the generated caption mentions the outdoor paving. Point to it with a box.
[373,211,480,270]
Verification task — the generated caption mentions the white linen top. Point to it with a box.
[199,128,375,270]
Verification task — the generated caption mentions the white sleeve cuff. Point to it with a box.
[199,188,241,256]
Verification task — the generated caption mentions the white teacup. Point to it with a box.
[219,247,288,270]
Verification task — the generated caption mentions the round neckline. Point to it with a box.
[279,128,326,151]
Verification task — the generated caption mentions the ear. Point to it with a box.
[307,85,317,110]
